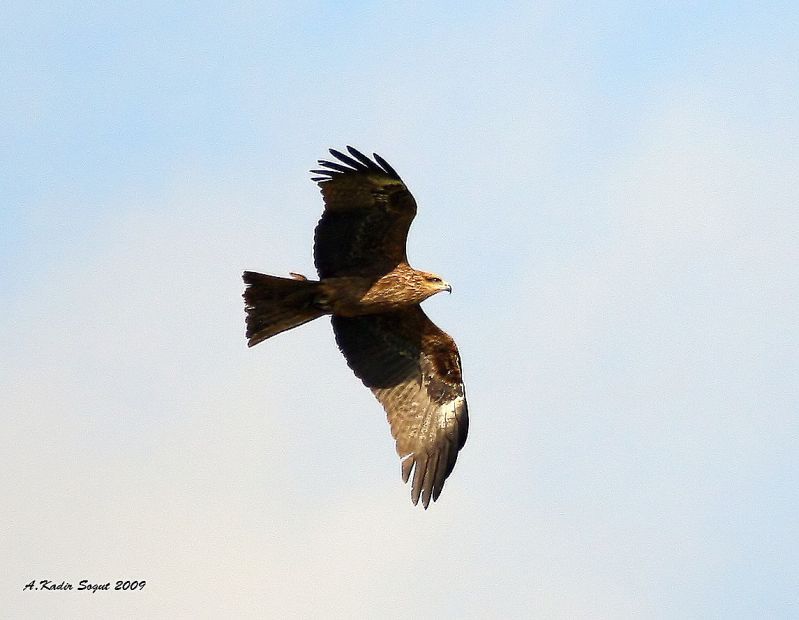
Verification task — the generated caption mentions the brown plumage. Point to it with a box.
[243,146,468,508]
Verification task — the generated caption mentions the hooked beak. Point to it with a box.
[443,283,452,294]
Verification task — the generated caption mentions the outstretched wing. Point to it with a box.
[331,306,468,508]
[311,146,417,278]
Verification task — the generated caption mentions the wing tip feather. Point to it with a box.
[310,146,402,183]
[402,448,451,509]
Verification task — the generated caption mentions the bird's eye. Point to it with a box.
[428,276,441,283]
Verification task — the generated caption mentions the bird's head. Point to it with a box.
[417,271,452,297]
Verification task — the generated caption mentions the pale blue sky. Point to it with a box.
[3,3,798,618]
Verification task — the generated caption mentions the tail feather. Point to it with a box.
[242,271,325,347]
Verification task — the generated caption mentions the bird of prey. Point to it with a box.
[243,146,468,508]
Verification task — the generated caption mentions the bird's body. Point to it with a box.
[243,147,468,508]
[318,265,451,316]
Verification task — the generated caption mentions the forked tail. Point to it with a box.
[242,271,326,347]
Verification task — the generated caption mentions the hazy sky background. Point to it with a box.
[3,2,797,618]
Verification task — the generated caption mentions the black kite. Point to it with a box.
[243,147,468,508]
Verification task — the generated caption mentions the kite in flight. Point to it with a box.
[243,146,468,508]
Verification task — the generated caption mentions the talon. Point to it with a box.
[289,272,308,281]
